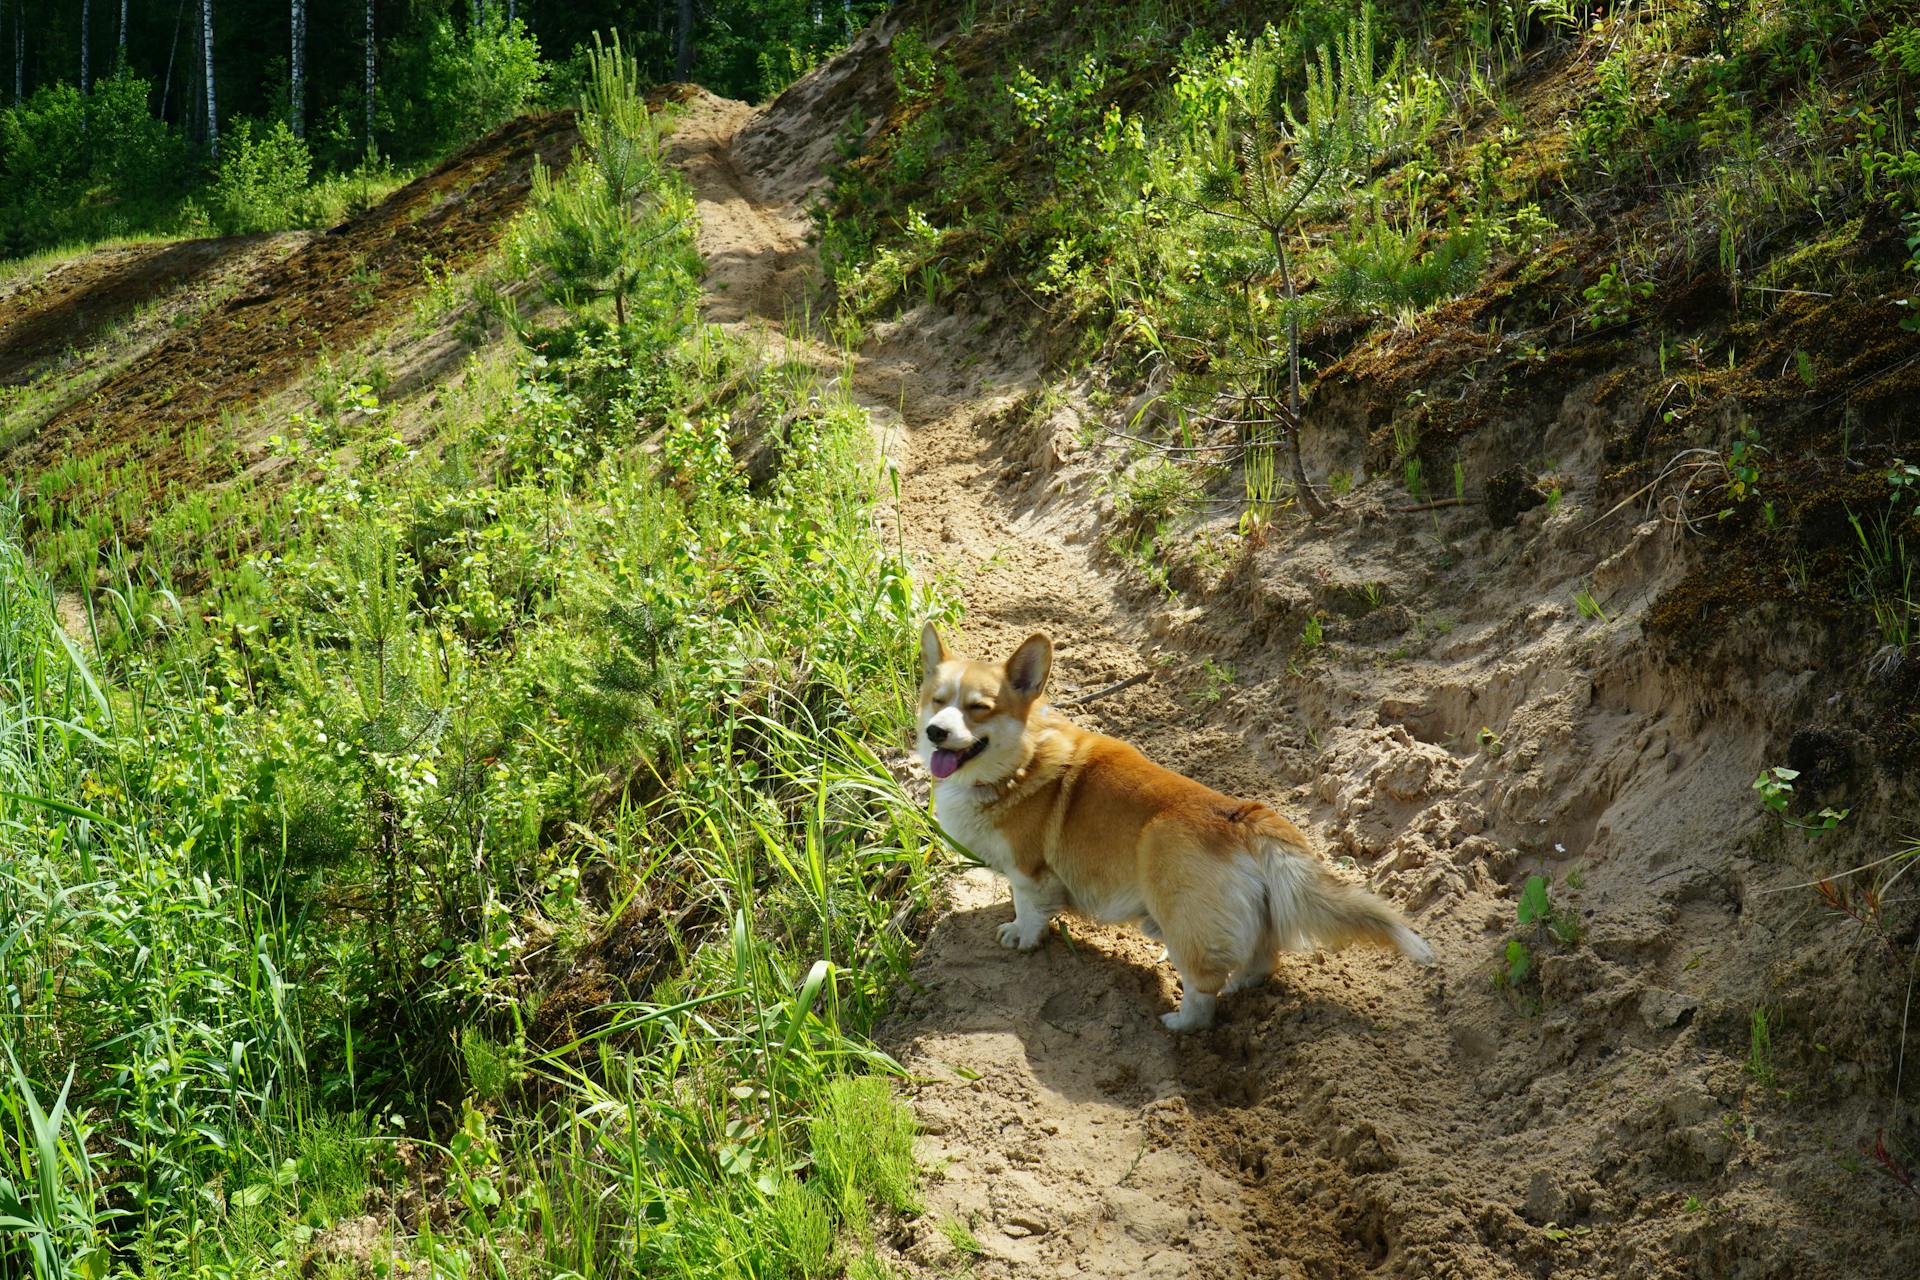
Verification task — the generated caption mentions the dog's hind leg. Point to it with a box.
[1221,921,1278,995]
[1160,945,1228,1031]
[1135,914,1171,965]
[1143,831,1262,1029]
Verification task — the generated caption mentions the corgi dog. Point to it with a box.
[915,623,1434,1030]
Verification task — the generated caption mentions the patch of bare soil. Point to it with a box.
[0,233,306,386]
[0,112,579,500]
[680,29,1920,1276]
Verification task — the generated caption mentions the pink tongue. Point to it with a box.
[930,749,960,779]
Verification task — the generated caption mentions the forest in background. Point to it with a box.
[0,0,888,255]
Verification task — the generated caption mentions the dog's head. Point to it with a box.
[915,623,1052,784]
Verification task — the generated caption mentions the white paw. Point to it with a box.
[997,921,1044,951]
[1221,970,1269,996]
[1159,1006,1214,1032]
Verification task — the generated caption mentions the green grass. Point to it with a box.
[938,1216,984,1256]
[0,230,187,289]
[0,54,946,1280]
[1749,1007,1777,1087]
[1112,456,1203,533]
[810,1076,923,1232]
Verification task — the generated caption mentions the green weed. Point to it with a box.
[1192,657,1236,706]
[1748,1007,1776,1086]
[1847,472,1917,650]
[1581,262,1656,329]
[809,1076,922,1232]
[1500,869,1584,992]
[1113,457,1203,533]
[1517,872,1583,947]
[940,1216,985,1256]
[1752,765,1850,835]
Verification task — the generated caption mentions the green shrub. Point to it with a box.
[0,69,189,254]
[1329,213,1486,315]
[511,35,699,345]
[209,119,314,234]
[380,15,547,164]
[1114,457,1203,533]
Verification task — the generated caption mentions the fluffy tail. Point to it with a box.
[1257,827,1433,966]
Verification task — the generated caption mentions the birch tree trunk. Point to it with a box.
[119,0,127,54]
[291,0,305,137]
[9,0,18,105]
[202,0,217,155]
[82,0,91,92]
[364,0,376,157]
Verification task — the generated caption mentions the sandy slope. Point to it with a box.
[669,55,1917,1280]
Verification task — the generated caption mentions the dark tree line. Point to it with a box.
[0,1,890,151]
[0,1,890,255]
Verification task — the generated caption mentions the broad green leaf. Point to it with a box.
[1516,874,1550,926]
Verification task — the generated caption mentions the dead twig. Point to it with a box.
[1391,497,1473,513]
[1064,671,1152,706]
[1580,447,1722,535]
[1105,430,1241,457]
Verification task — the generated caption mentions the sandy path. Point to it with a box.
[668,90,1453,1279]
[654,71,1920,1280]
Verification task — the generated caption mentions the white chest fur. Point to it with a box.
[932,779,1019,875]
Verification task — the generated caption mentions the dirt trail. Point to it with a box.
[672,89,1453,1279]
[669,16,1920,1262]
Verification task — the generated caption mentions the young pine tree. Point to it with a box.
[1180,10,1383,518]
[518,32,683,334]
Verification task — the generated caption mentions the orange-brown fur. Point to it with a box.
[916,624,1433,1030]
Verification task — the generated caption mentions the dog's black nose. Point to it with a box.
[927,723,949,744]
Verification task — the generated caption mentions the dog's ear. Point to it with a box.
[1004,633,1053,700]
[920,622,949,680]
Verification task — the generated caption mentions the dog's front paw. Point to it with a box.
[996,920,1045,951]
[1159,993,1218,1032]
